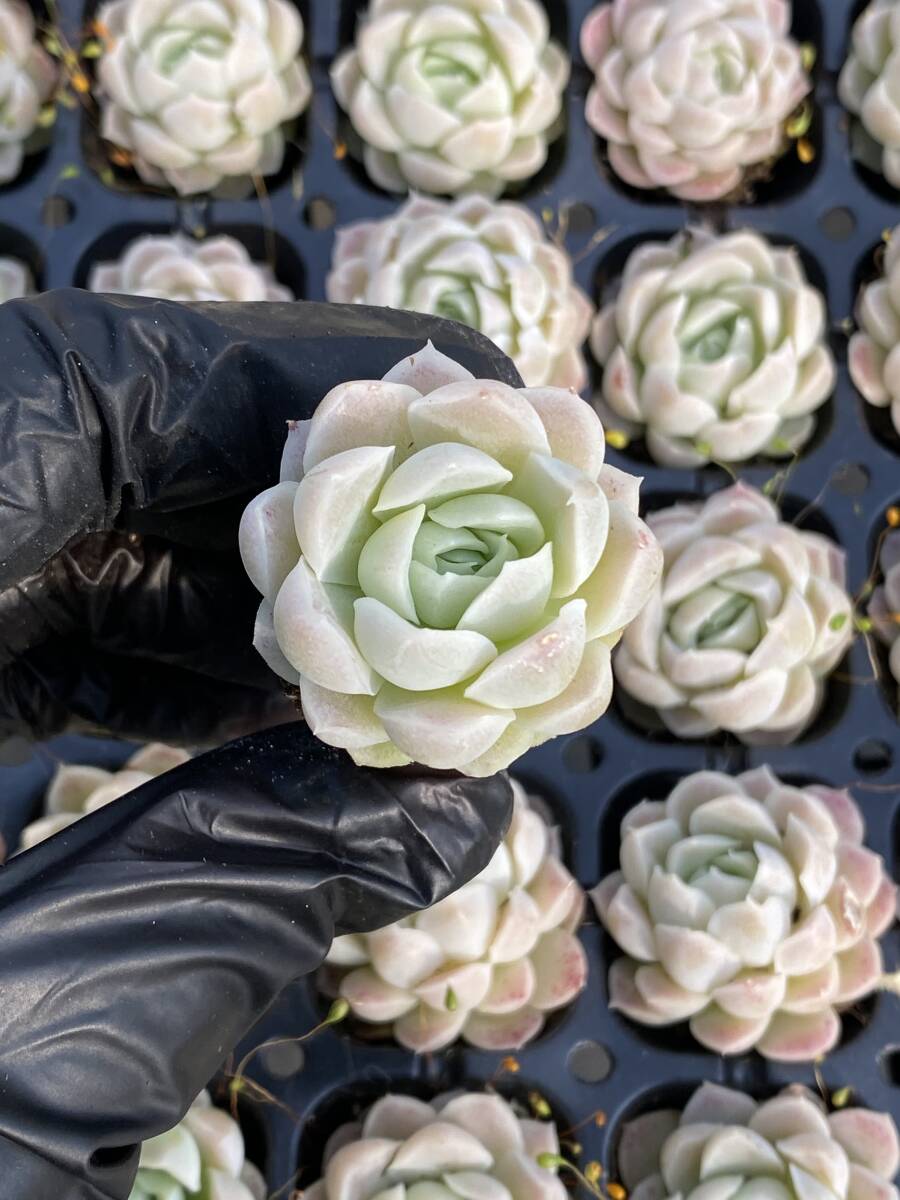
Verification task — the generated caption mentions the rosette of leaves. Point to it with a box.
[617,1082,900,1200]
[580,0,811,201]
[95,0,312,195]
[327,195,593,390]
[848,225,900,439]
[869,529,900,690]
[592,768,896,1060]
[615,483,853,742]
[591,229,835,467]
[304,1092,566,1200]
[0,0,56,184]
[19,743,190,852]
[324,777,586,1052]
[330,0,569,196]
[131,1090,265,1200]
[839,0,900,187]
[88,233,293,302]
[239,342,662,775]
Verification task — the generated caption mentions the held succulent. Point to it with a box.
[131,1090,265,1200]
[580,0,810,201]
[239,342,662,775]
[96,0,312,196]
[839,0,900,187]
[618,1082,900,1200]
[615,483,853,742]
[88,233,293,302]
[304,1092,566,1200]
[330,0,570,196]
[848,226,900,439]
[0,255,31,302]
[0,0,56,185]
[591,230,835,467]
[324,778,586,1052]
[592,768,897,1061]
[19,743,190,852]
[869,529,900,689]
[327,195,593,391]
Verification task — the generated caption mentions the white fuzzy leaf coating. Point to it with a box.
[95,0,311,195]
[581,0,810,201]
[594,768,895,1061]
[591,230,835,466]
[330,0,569,195]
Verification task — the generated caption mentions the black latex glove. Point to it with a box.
[0,294,520,1198]
[0,291,520,747]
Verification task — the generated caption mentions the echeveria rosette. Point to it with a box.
[330,0,569,197]
[0,0,56,185]
[848,227,900,440]
[327,195,593,391]
[615,483,853,742]
[618,1083,900,1200]
[131,1090,265,1200]
[88,233,293,302]
[580,0,811,202]
[305,1092,566,1200]
[839,0,900,187]
[324,777,586,1052]
[96,0,312,196]
[19,743,190,852]
[870,529,900,691]
[0,255,31,302]
[592,768,897,1061]
[239,343,662,775]
[591,230,835,468]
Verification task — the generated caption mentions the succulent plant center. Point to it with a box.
[358,487,547,632]
[155,28,229,74]
[418,41,490,106]
[668,584,764,654]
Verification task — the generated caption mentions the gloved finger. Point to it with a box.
[0,294,520,593]
[0,722,514,1199]
[0,531,271,685]
[0,642,295,745]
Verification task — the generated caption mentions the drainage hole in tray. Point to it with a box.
[304,197,337,231]
[562,735,603,774]
[852,738,893,775]
[567,1039,614,1084]
[879,1045,900,1087]
[818,207,857,242]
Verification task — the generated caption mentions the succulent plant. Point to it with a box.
[95,0,312,195]
[615,483,853,742]
[324,777,586,1052]
[869,529,900,689]
[131,1090,265,1200]
[580,0,810,201]
[330,0,569,196]
[840,0,900,187]
[303,1092,566,1200]
[327,196,593,391]
[848,226,900,440]
[88,233,293,302]
[0,255,31,302]
[591,230,835,467]
[617,1082,900,1200]
[19,743,190,852]
[0,0,56,185]
[239,342,662,775]
[592,768,896,1060]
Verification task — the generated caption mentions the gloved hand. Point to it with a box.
[0,291,520,747]
[0,293,519,1199]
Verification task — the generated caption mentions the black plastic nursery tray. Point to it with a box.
[2,0,899,1195]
